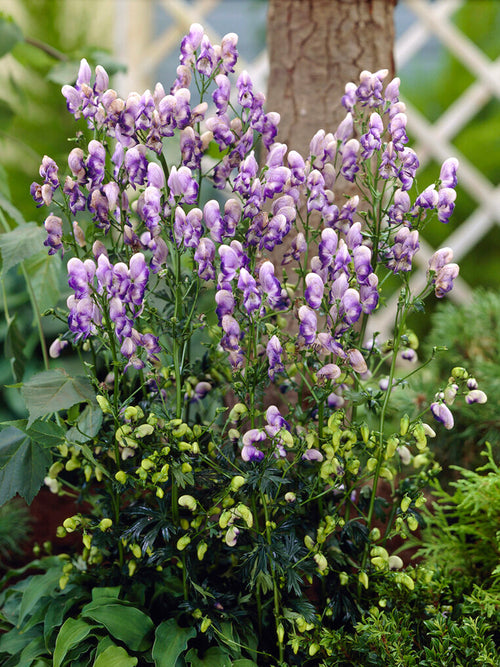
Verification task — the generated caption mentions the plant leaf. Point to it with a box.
[152,619,197,667]
[4,314,26,382]
[93,644,138,667]
[18,560,64,627]
[23,250,62,312]
[0,13,23,58]
[0,223,44,276]
[185,647,232,666]
[22,369,95,427]
[26,419,66,447]
[81,599,154,652]
[53,618,96,667]
[66,402,103,444]
[0,426,52,505]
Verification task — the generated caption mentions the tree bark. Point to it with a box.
[266,0,397,155]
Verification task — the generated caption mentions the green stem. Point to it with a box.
[261,493,284,664]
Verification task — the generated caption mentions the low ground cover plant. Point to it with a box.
[0,23,495,666]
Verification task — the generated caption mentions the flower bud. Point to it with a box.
[178,495,197,511]
[314,552,328,571]
[115,470,127,484]
[197,541,208,561]
[200,617,212,633]
[388,555,404,570]
[96,395,112,414]
[99,518,113,531]
[400,495,411,513]
[400,414,410,436]
[230,475,246,492]
[176,535,191,551]
[359,571,369,589]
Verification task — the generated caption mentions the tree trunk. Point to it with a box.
[266,0,397,155]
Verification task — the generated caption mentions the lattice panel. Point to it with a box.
[113,0,500,336]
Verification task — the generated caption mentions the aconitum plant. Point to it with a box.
[7,23,487,665]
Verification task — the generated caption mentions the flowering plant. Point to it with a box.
[0,23,488,666]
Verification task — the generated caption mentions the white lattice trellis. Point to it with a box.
[113,0,500,336]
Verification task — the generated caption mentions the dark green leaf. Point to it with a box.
[27,419,66,448]
[93,644,138,667]
[232,661,260,667]
[18,561,64,627]
[153,619,196,667]
[23,250,62,312]
[22,369,95,427]
[4,314,26,382]
[0,13,23,58]
[0,223,44,276]
[66,402,103,444]
[0,426,52,505]
[81,599,154,652]
[53,618,96,667]
[185,647,232,666]
[0,192,25,226]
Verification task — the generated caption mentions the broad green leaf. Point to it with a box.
[53,618,96,667]
[66,402,103,444]
[0,624,40,655]
[22,369,95,427]
[0,191,25,226]
[185,647,232,666]
[0,13,23,58]
[93,644,138,667]
[46,60,83,85]
[23,250,62,312]
[0,223,44,275]
[18,563,63,627]
[27,419,66,448]
[17,635,47,667]
[152,619,196,667]
[91,586,121,601]
[0,426,52,505]
[81,599,153,652]
[4,314,26,382]
[231,661,259,666]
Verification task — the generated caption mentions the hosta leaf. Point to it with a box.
[93,644,138,667]
[81,599,153,652]
[185,647,232,666]
[0,426,52,505]
[22,369,95,427]
[53,618,96,667]
[0,223,45,275]
[152,618,196,667]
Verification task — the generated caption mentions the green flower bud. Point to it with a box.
[284,492,296,503]
[359,571,369,589]
[234,503,252,528]
[219,510,234,529]
[230,475,246,492]
[181,462,192,473]
[82,533,92,550]
[176,535,191,551]
[388,555,404,570]
[115,470,127,485]
[96,395,112,414]
[385,436,399,459]
[395,572,414,590]
[407,515,419,531]
[178,495,197,511]
[314,552,328,572]
[451,366,468,380]
[229,402,248,423]
[400,414,410,436]
[366,457,378,472]
[172,423,188,438]
[134,424,154,438]
[304,535,315,550]
[309,644,320,657]
[200,617,212,633]
[360,423,370,444]
[400,495,411,513]
[369,527,381,541]
[141,458,155,471]
[339,571,349,585]
[131,543,142,559]
[371,556,387,570]
[197,542,208,561]
[99,518,113,531]
[63,517,78,533]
